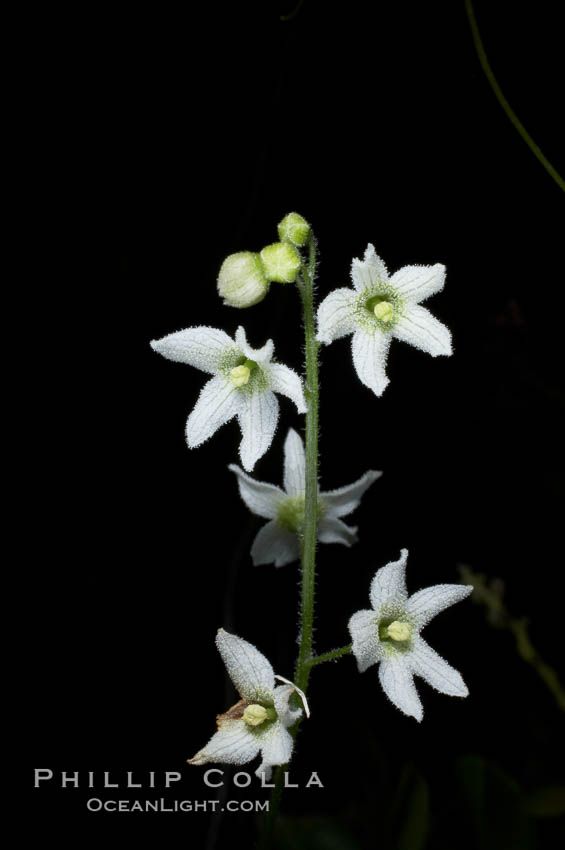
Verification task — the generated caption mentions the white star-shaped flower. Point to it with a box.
[316,245,452,396]
[188,629,305,781]
[229,428,382,567]
[151,326,307,471]
[348,549,472,721]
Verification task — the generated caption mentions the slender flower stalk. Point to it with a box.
[295,235,320,692]
[260,234,320,844]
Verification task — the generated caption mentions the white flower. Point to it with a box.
[150,326,307,471]
[316,245,452,396]
[348,549,472,721]
[188,629,304,781]
[229,428,382,567]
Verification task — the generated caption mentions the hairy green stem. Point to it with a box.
[258,236,319,848]
[307,644,352,668]
[295,235,320,691]
[465,0,565,193]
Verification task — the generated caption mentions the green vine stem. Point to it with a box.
[258,235,319,847]
[465,0,565,193]
[295,234,320,692]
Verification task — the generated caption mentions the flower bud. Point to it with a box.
[277,212,310,247]
[217,252,269,308]
[260,242,301,284]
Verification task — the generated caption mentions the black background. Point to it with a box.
[26,0,563,847]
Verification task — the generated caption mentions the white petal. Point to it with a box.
[250,520,300,567]
[409,637,468,697]
[406,584,473,629]
[188,718,260,766]
[186,375,240,448]
[378,655,423,721]
[348,609,380,673]
[370,549,409,614]
[274,675,310,719]
[150,326,233,374]
[235,326,274,364]
[228,464,285,519]
[267,363,308,414]
[317,516,358,546]
[350,244,389,291]
[389,264,446,304]
[238,390,279,472]
[283,428,305,496]
[316,288,358,344]
[256,723,293,779]
[351,329,391,396]
[274,684,302,728]
[393,304,452,357]
[322,470,382,518]
[216,629,275,703]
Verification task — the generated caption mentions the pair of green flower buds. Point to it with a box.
[217,212,310,308]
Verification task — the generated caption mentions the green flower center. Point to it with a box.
[378,617,413,654]
[384,620,412,641]
[356,286,403,332]
[373,301,394,322]
[243,703,278,727]
[277,494,325,534]
[230,359,256,387]
[221,352,269,394]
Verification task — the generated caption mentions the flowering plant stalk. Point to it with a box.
[260,233,320,842]
[150,213,472,846]
[294,233,319,694]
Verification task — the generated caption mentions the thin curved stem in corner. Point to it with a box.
[465,0,564,193]
[281,0,305,22]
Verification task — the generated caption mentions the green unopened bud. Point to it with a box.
[260,242,301,284]
[374,301,394,323]
[231,365,251,387]
[386,621,412,642]
[217,252,268,308]
[277,212,310,247]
